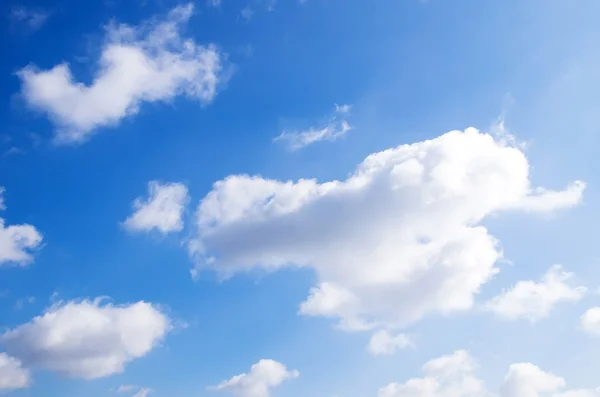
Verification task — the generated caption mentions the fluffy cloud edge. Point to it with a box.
[191,127,585,331]
[17,3,225,143]
[210,359,299,397]
[1,298,172,379]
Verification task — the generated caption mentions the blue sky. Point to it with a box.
[1,1,600,397]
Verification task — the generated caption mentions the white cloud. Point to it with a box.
[18,3,224,143]
[210,359,299,397]
[0,188,43,267]
[10,6,49,31]
[367,330,413,356]
[0,298,171,379]
[124,181,189,234]
[500,363,566,397]
[133,388,153,397]
[0,353,30,391]
[191,128,584,330]
[581,307,600,336]
[484,265,586,322]
[208,0,222,6]
[273,104,352,150]
[378,350,485,397]
[379,350,599,397]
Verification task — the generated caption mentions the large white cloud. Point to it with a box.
[0,187,43,267]
[18,3,223,143]
[210,359,299,397]
[123,181,189,234]
[0,353,30,391]
[0,299,171,379]
[484,265,587,322]
[190,128,584,330]
[379,350,599,397]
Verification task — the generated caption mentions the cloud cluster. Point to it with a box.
[210,359,299,397]
[191,128,584,330]
[484,265,587,322]
[0,187,43,267]
[124,181,190,234]
[18,3,224,143]
[379,350,600,397]
[1,298,171,379]
[273,104,352,150]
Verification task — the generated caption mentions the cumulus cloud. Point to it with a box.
[190,128,584,330]
[378,350,485,397]
[210,359,299,397]
[0,298,171,379]
[367,330,413,356]
[18,3,224,143]
[581,307,600,336]
[500,363,566,397]
[379,350,599,397]
[123,181,189,234]
[273,104,352,150]
[0,187,43,267]
[484,265,587,322]
[0,353,30,391]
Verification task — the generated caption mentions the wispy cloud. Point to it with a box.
[14,296,35,311]
[274,104,353,150]
[116,385,136,393]
[10,6,49,32]
[240,6,254,22]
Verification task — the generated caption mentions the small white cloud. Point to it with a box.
[133,388,153,397]
[379,350,484,397]
[0,353,30,391]
[124,181,189,234]
[273,104,353,150]
[581,307,600,336]
[210,359,299,397]
[191,128,584,330]
[379,350,599,397]
[0,188,43,267]
[500,363,566,397]
[1,298,171,379]
[208,0,221,6]
[484,265,587,322]
[10,6,49,32]
[18,3,224,143]
[367,330,413,356]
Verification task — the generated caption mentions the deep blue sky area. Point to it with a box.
[1,1,600,397]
